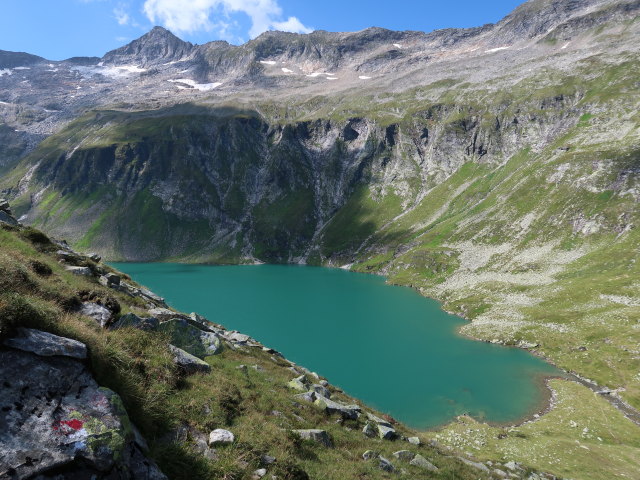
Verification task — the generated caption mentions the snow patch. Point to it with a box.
[168,79,222,91]
[561,42,571,49]
[0,69,13,76]
[326,77,338,80]
[13,66,30,70]
[75,64,147,79]
[305,72,335,78]
[485,46,511,53]
[260,60,277,65]
[359,76,372,80]
[281,68,294,73]
[393,43,403,49]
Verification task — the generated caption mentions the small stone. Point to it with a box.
[253,468,267,479]
[261,455,276,465]
[88,253,102,262]
[292,429,333,447]
[407,436,421,445]
[362,450,379,461]
[409,454,438,472]
[251,364,264,372]
[494,468,508,478]
[3,328,87,359]
[504,461,521,471]
[320,380,329,387]
[209,429,234,446]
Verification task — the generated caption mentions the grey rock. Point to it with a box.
[253,468,267,479]
[3,328,87,359]
[0,198,10,212]
[80,301,113,328]
[106,272,121,285]
[362,450,378,461]
[148,307,185,321]
[261,454,276,465]
[366,411,393,428]
[377,423,397,440]
[314,395,361,419]
[288,375,310,392]
[158,318,223,358]
[0,210,18,225]
[209,429,235,445]
[362,422,377,438]
[319,380,329,387]
[224,331,253,344]
[311,384,331,398]
[110,313,159,331]
[458,457,490,473]
[294,391,316,403]
[169,345,211,374]
[87,252,102,262]
[378,456,395,472]
[0,348,166,479]
[407,436,421,445]
[292,429,333,448]
[494,468,508,477]
[505,461,522,471]
[393,450,415,461]
[410,454,438,472]
[65,265,92,276]
[139,287,165,305]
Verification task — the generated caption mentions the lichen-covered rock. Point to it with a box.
[0,349,165,479]
[80,302,113,327]
[3,328,87,359]
[294,391,316,403]
[311,384,331,398]
[292,429,333,447]
[407,436,421,445]
[288,374,310,392]
[110,313,159,331]
[157,318,222,358]
[169,345,211,374]
[366,411,393,428]
[392,450,415,461]
[377,423,397,440]
[314,395,361,419]
[209,429,235,446]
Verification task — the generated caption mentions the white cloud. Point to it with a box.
[114,6,131,26]
[142,0,312,38]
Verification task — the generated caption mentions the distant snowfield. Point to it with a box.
[168,79,222,91]
[75,64,147,79]
[393,43,403,49]
[485,46,511,53]
[359,76,372,80]
[281,68,294,73]
[13,67,30,70]
[260,60,277,65]
[0,69,13,76]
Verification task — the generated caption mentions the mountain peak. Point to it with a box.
[102,26,194,66]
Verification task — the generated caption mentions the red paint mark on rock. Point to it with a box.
[52,418,84,434]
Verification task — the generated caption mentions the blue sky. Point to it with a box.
[0,0,524,60]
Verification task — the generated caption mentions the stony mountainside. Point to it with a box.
[0,205,555,480]
[1,0,640,478]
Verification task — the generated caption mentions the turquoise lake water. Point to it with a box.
[113,263,560,430]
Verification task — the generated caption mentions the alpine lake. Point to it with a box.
[113,263,561,430]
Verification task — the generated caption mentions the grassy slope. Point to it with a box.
[0,223,494,480]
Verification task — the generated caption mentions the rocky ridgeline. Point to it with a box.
[0,200,560,480]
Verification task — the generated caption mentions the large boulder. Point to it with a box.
[169,345,211,374]
[288,375,311,392]
[66,266,92,276]
[409,454,438,472]
[314,395,361,420]
[0,209,18,226]
[157,319,222,358]
[292,429,333,448]
[0,349,166,479]
[3,328,87,359]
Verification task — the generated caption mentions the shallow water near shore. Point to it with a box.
[113,263,560,430]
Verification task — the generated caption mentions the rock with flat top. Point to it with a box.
[410,454,438,471]
[65,265,92,276]
[314,395,361,419]
[393,450,415,461]
[3,328,87,359]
